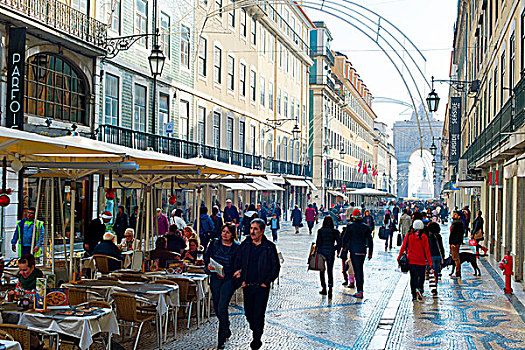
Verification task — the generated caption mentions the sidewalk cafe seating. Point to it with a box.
[0,324,31,349]
[118,274,149,283]
[153,280,178,339]
[113,292,158,350]
[169,277,198,329]
[68,288,87,306]
[93,255,122,276]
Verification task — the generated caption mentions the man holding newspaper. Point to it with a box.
[204,222,240,349]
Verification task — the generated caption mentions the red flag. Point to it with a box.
[363,162,368,175]
[358,159,362,172]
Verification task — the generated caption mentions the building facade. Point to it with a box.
[309,22,376,207]
[443,0,525,282]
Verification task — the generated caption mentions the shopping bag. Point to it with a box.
[307,245,326,271]
[396,233,402,246]
[469,239,477,246]
[378,226,387,240]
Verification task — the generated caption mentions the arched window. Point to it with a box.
[25,53,88,125]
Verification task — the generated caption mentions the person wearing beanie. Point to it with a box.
[342,209,373,299]
[398,220,433,301]
[84,211,113,255]
[92,232,124,271]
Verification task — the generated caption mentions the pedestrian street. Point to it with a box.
[137,221,525,350]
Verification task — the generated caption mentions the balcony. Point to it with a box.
[310,46,335,66]
[463,77,525,166]
[0,0,107,53]
[309,75,336,91]
[98,124,311,177]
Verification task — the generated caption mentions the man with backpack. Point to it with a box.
[193,206,215,250]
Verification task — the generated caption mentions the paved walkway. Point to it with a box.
[122,222,525,349]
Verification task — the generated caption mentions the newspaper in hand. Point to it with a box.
[209,258,224,278]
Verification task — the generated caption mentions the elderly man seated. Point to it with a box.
[17,254,44,291]
[150,236,181,268]
[93,232,124,271]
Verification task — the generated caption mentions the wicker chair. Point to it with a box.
[0,324,31,350]
[118,274,149,282]
[92,255,122,275]
[0,332,14,341]
[168,277,198,328]
[98,276,119,281]
[113,292,158,350]
[86,300,111,309]
[68,288,88,306]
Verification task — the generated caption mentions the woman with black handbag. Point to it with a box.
[315,216,341,298]
[471,211,487,256]
[397,220,433,301]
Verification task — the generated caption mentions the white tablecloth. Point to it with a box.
[148,273,209,301]
[17,308,119,350]
[0,340,21,350]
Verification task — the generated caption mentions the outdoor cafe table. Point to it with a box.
[0,340,21,350]
[2,308,118,350]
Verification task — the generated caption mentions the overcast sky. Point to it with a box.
[304,0,458,132]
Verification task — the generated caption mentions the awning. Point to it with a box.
[327,190,348,201]
[286,178,308,187]
[455,180,484,188]
[305,179,319,191]
[267,175,286,184]
[249,177,284,191]
[221,182,255,190]
[347,188,395,197]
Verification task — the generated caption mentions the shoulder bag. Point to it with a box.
[307,244,326,271]
[378,226,387,240]
[398,234,410,273]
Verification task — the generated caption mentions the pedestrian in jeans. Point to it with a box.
[342,209,373,299]
[270,213,280,243]
[383,212,394,251]
[305,204,316,235]
[233,219,280,350]
[427,222,445,296]
[204,223,240,349]
[315,216,341,298]
[449,211,465,278]
[398,220,433,301]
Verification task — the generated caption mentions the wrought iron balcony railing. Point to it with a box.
[0,0,107,48]
[98,124,311,177]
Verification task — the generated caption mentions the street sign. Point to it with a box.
[165,122,174,134]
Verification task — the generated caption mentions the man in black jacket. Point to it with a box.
[342,209,373,299]
[114,206,129,242]
[84,211,112,255]
[233,218,280,350]
[449,211,465,278]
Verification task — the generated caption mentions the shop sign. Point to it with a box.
[6,27,26,130]
[448,97,462,164]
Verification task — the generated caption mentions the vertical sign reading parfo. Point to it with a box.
[448,97,462,164]
[6,27,26,130]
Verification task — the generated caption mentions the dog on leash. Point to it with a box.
[442,252,481,276]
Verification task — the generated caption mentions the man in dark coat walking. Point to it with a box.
[342,209,373,299]
[113,206,129,242]
[449,211,465,278]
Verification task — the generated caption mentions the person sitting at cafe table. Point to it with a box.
[150,236,181,268]
[17,254,44,291]
[183,238,202,263]
[166,224,187,255]
[92,232,124,271]
[183,226,200,245]
[119,228,138,251]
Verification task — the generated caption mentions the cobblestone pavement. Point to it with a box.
[115,222,525,350]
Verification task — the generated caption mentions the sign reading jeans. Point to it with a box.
[449,97,462,165]
[6,27,26,130]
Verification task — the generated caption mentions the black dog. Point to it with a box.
[442,252,481,276]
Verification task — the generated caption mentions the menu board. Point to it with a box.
[34,277,47,311]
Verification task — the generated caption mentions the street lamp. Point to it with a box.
[291,123,301,141]
[429,142,437,157]
[426,89,440,113]
[148,44,166,77]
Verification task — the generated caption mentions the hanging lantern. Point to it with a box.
[169,195,176,205]
[0,194,10,207]
[105,189,115,200]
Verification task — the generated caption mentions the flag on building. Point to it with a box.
[363,162,368,175]
[358,159,362,172]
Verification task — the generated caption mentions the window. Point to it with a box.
[250,70,256,102]
[239,63,246,96]
[160,13,170,58]
[278,42,282,67]
[251,17,257,45]
[110,0,121,34]
[228,0,235,27]
[522,11,525,74]
[268,81,274,110]
[181,25,190,69]
[250,125,256,154]
[215,0,222,17]
[239,121,245,153]
[269,35,275,62]
[133,84,146,132]
[510,33,516,89]
[179,100,189,140]
[240,9,247,37]
[227,55,235,90]
[198,37,207,76]
[501,51,506,103]
[159,93,169,135]
[135,0,147,46]
[71,0,88,14]
[261,27,266,55]
[227,117,234,150]
[197,106,206,145]
[284,93,288,117]
[494,66,498,110]
[260,76,265,106]
[283,137,288,161]
[213,112,221,148]
[214,46,222,84]
[104,74,119,126]
[488,78,492,121]
[277,88,281,114]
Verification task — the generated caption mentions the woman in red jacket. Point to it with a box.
[398,220,433,301]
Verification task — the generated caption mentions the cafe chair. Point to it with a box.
[75,300,112,309]
[153,280,178,339]
[0,324,31,350]
[113,292,159,350]
[169,277,198,329]
[68,288,87,306]
[92,255,122,276]
[98,276,119,281]
[0,332,14,341]
[118,274,149,283]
